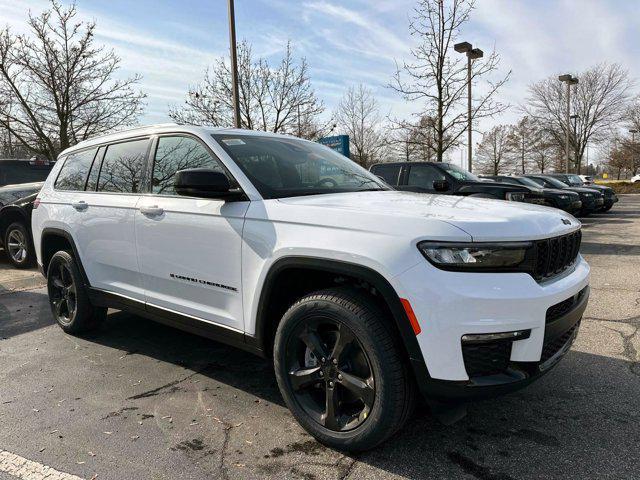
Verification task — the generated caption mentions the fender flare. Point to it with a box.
[40,227,91,285]
[253,256,430,381]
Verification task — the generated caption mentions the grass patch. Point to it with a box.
[595,181,640,194]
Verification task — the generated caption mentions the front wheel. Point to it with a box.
[47,251,106,334]
[274,288,415,451]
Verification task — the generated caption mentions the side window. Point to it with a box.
[85,147,104,192]
[407,165,446,190]
[97,139,149,193]
[54,149,97,191]
[527,177,544,187]
[371,165,401,185]
[152,136,225,195]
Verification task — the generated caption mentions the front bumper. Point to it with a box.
[392,256,590,400]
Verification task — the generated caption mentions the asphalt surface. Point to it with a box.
[1,196,639,480]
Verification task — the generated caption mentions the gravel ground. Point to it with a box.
[0,196,638,480]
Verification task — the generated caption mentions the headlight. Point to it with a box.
[505,192,526,202]
[583,193,592,198]
[557,194,569,200]
[418,241,532,271]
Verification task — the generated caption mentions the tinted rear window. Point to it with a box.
[371,164,401,185]
[97,139,149,193]
[55,149,98,191]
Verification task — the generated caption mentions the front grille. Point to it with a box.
[540,320,580,363]
[533,230,581,282]
[546,287,588,323]
[462,340,512,377]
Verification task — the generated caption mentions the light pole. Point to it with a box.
[631,129,638,177]
[559,74,579,173]
[454,42,483,173]
[227,0,241,128]
[570,114,579,173]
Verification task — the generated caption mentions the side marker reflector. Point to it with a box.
[400,298,421,335]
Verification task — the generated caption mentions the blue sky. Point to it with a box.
[3,0,640,163]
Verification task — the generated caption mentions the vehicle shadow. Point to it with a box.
[84,311,640,479]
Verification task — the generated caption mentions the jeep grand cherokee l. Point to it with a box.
[548,173,618,212]
[32,125,590,451]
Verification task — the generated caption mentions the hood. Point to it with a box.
[460,180,535,192]
[582,184,613,193]
[563,186,602,195]
[276,191,579,242]
[543,188,579,197]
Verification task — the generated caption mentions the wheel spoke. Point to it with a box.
[53,298,64,316]
[288,366,321,391]
[331,324,355,361]
[322,385,340,430]
[300,328,329,361]
[7,242,20,248]
[59,264,67,286]
[339,372,375,408]
[52,277,65,289]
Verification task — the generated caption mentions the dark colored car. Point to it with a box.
[0,192,38,268]
[524,175,604,216]
[483,175,582,215]
[547,173,618,212]
[0,182,43,207]
[370,162,545,204]
[0,159,55,186]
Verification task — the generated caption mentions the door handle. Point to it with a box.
[72,200,88,211]
[139,205,164,217]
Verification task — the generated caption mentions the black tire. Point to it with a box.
[47,250,106,334]
[274,287,415,451]
[4,222,35,268]
[601,205,612,212]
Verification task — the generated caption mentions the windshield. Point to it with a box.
[542,176,569,189]
[566,174,584,186]
[440,163,480,182]
[212,134,388,199]
[515,176,543,188]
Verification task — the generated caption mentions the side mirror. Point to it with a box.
[433,179,450,192]
[174,168,239,199]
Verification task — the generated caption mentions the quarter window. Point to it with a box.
[152,136,225,195]
[97,139,149,193]
[54,149,97,191]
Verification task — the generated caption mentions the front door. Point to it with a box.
[135,134,249,332]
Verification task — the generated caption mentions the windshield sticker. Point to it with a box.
[221,138,246,146]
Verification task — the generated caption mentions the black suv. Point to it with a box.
[547,173,618,212]
[0,192,38,268]
[524,175,604,216]
[483,175,582,215]
[370,162,544,204]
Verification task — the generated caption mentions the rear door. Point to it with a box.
[74,138,150,300]
[134,134,249,332]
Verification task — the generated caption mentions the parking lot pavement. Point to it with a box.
[1,197,639,480]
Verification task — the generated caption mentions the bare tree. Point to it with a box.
[530,128,556,173]
[525,63,632,174]
[389,0,510,162]
[506,116,538,174]
[170,41,324,137]
[474,125,512,175]
[0,1,145,160]
[334,84,386,167]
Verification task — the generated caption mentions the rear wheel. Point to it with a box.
[47,251,106,334]
[4,222,34,268]
[274,288,415,451]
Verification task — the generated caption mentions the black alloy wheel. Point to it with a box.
[285,317,375,432]
[48,260,78,326]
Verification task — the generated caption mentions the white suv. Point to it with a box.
[32,125,590,451]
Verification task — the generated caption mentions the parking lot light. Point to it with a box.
[559,74,579,173]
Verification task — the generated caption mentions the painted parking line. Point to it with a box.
[0,450,85,480]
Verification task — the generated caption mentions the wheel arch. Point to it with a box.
[253,256,429,380]
[40,227,90,285]
[0,207,29,243]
